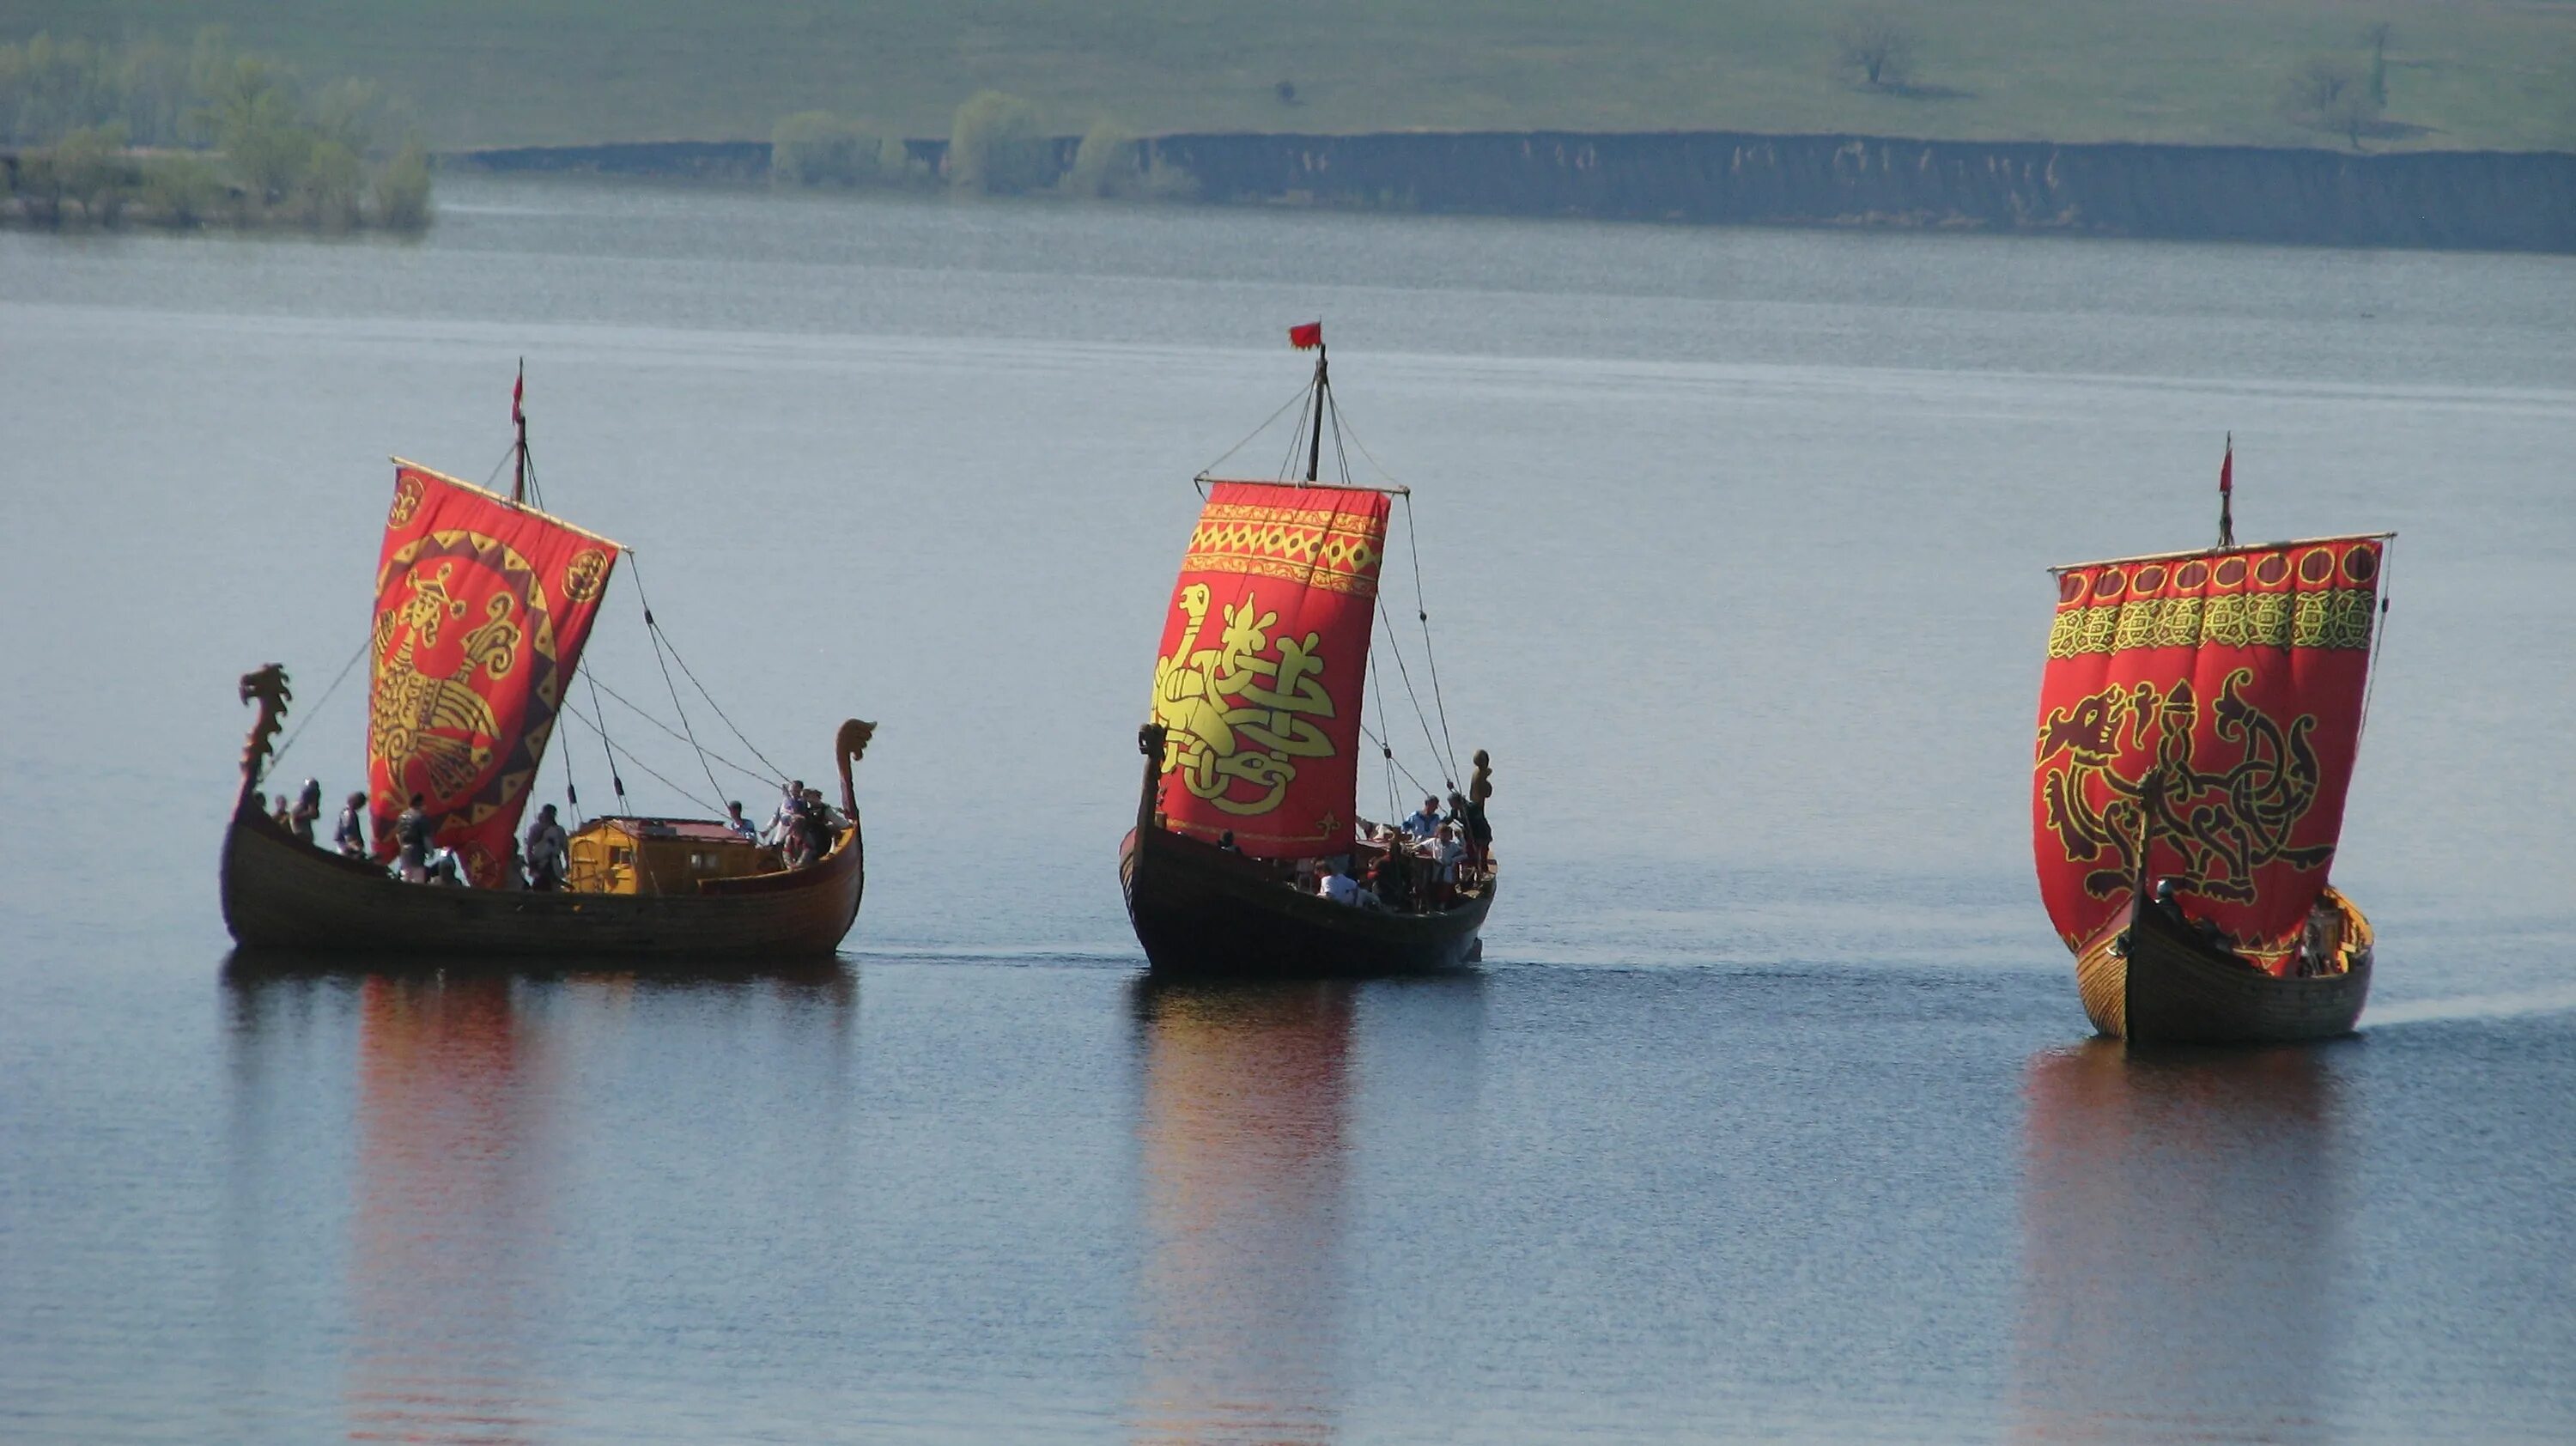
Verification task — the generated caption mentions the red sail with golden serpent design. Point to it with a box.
[368,462,621,886]
[1149,482,1388,859]
[2032,537,2382,971]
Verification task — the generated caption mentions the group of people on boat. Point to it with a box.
[2149,876,2354,979]
[255,769,848,893]
[1295,789,1493,914]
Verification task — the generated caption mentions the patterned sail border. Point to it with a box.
[366,460,622,886]
[1147,481,1389,858]
[2031,535,2384,970]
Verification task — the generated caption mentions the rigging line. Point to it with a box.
[1372,595,1455,789]
[562,699,721,816]
[634,604,789,782]
[579,664,628,813]
[584,674,776,787]
[264,632,373,781]
[625,558,730,812]
[1400,494,1461,778]
[1199,382,1314,480]
[2356,540,2395,751]
[1370,642,1399,824]
[1279,386,1316,483]
[1357,718,1439,803]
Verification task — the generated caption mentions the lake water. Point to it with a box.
[3,178,2572,1443]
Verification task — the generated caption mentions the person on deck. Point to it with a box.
[1217,830,1240,853]
[392,794,432,883]
[726,800,757,842]
[272,793,295,831]
[334,791,369,860]
[1321,860,1373,908]
[289,780,323,845]
[799,787,835,864]
[1436,822,1467,895]
[525,804,569,891]
[767,781,805,848]
[1402,796,1443,840]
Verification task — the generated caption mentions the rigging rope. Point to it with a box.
[580,664,628,813]
[263,632,372,784]
[1372,597,1455,791]
[562,700,720,815]
[1369,641,1398,825]
[1195,381,1312,481]
[639,604,789,782]
[626,558,730,811]
[2357,539,2396,750]
[584,674,777,787]
[1399,494,1461,780]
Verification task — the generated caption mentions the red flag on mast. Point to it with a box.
[2219,435,2233,495]
[512,363,525,427]
[1288,321,1323,350]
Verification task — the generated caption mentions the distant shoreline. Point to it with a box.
[452,130,2576,254]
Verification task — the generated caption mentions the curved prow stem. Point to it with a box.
[835,718,877,819]
[236,664,293,818]
[1137,722,1168,835]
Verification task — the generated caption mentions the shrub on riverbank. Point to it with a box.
[948,90,1052,194]
[0,30,433,232]
[770,110,912,187]
[1061,119,1196,202]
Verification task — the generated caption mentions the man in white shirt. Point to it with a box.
[524,804,570,890]
[1401,795,1443,840]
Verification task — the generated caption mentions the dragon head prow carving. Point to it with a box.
[236,663,293,814]
[835,718,877,817]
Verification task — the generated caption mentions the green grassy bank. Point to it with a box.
[3,1,2570,153]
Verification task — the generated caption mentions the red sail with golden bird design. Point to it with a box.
[2032,536,2383,972]
[1148,482,1389,859]
[367,462,621,886]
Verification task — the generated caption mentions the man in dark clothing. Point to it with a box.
[393,793,433,882]
[334,791,369,859]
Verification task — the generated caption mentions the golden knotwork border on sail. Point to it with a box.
[2047,588,2376,659]
[1180,503,1385,597]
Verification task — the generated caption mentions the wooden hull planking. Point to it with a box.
[1120,824,1490,979]
[2074,886,2372,1045]
[221,802,864,960]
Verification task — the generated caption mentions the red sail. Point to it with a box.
[1147,481,1389,859]
[367,462,621,886]
[2032,537,2383,970]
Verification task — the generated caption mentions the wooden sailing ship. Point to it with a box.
[222,377,870,959]
[1120,325,1494,977]
[2032,442,2390,1042]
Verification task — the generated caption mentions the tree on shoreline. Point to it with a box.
[2281,53,2384,149]
[1831,11,1916,92]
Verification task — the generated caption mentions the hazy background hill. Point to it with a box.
[4,0,2571,152]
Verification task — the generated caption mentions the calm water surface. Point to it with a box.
[3,179,2573,1442]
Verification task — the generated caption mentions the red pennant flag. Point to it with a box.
[512,364,525,427]
[2219,436,2233,495]
[1288,321,1323,350]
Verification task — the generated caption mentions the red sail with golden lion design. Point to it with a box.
[367,462,621,886]
[2033,536,2383,972]
[1148,481,1388,859]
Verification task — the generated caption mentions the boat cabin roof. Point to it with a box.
[579,816,750,845]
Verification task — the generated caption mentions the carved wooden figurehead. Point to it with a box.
[236,664,292,816]
[835,718,877,817]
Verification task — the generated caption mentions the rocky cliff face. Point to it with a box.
[458,131,2576,252]
[1144,131,2576,252]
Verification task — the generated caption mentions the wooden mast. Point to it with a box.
[512,358,529,505]
[1303,338,1328,484]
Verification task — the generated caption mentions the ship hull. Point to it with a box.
[2074,886,2372,1044]
[221,801,863,960]
[1120,824,1490,979]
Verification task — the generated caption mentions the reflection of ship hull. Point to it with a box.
[2074,885,2372,1043]
[222,800,863,959]
[1121,824,1490,979]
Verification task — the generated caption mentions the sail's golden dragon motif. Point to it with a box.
[1151,582,1339,817]
[369,559,525,801]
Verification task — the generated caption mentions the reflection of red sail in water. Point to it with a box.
[367,462,622,887]
[2014,1044,2342,1443]
[2034,536,2383,970]
[1132,984,1352,1445]
[348,976,556,1443]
